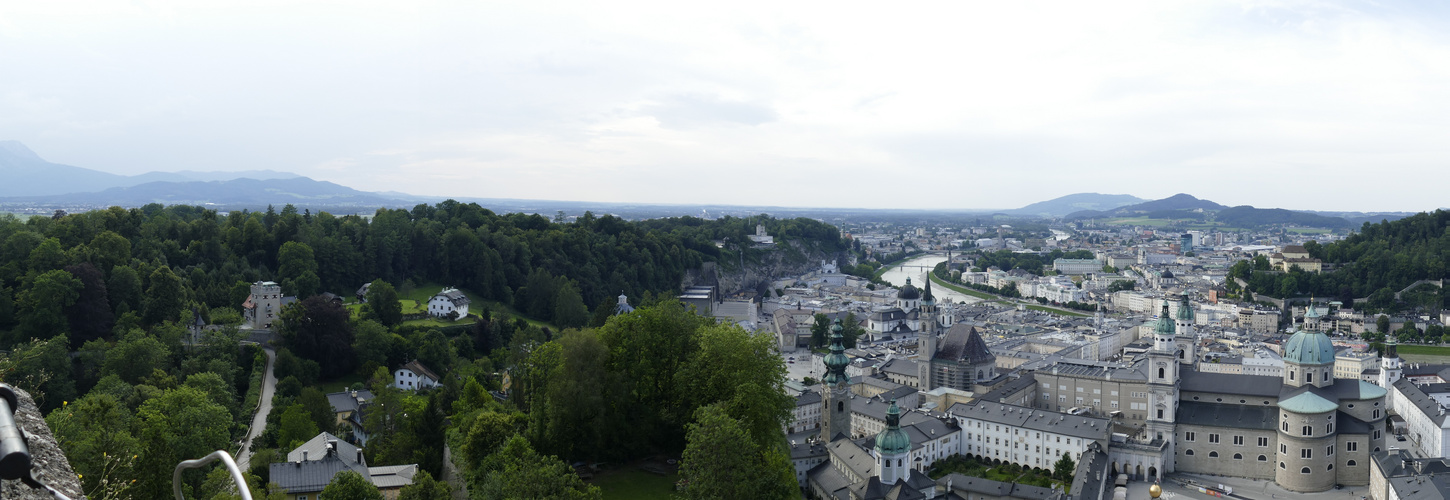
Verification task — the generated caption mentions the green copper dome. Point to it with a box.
[823,319,850,385]
[1154,303,1176,336]
[875,400,912,455]
[1283,328,1335,366]
[1176,294,1194,322]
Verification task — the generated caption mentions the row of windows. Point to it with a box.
[1279,462,1348,471]
[1182,433,1268,447]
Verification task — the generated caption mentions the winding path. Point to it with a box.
[236,346,277,471]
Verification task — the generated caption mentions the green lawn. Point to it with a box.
[1396,345,1450,356]
[593,468,678,500]
[316,373,369,394]
[349,281,557,330]
[928,274,997,300]
[1023,304,1090,317]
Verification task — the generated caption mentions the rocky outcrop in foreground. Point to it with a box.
[0,386,85,499]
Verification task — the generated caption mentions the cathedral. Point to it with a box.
[868,277,952,340]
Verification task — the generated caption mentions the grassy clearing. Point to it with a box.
[593,468,678,500]
[1397,345,1450,357]
[348,281,557,330]
[928,273,997,300]
[317,373,369,394]
[1023,304,1090,317]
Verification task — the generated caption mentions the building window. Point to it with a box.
[1280,462,1286,469]
[1301,467,1311,474]
[1159,368,1165,378]
[1157,409,1164,419]
[1347,460,1357,466]
[1185,449,1194,456]
[1209,451,1219,458]
[1302,426,1313,436]
[1233,453,1242,460]
[1280,444,1287,454]
[1327,423,1333,433]
[1282,422,1289,432]
[1347,442,1357,452]
[1301,449,1312,459]
[1233,435,1244,446]
[1374,409,1381,419]
[1328,444,1334,456]
[1185,432,1195,442]
[1258,455,1268,462]
[1328,463,1334,471]
[1307,372,1313,383]
[1374,430,1382,439]
[1258,437,1269,447]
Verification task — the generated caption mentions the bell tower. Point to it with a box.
[917,278,938,391]
[821,319,853,441]
[1146,302,1179,476]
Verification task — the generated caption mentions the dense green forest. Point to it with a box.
[1228,210,1449,310]
[0,202,831,499]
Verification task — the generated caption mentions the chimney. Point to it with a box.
[357,448,365,465]
[302,450,309,461]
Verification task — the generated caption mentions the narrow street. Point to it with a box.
[236,346,277,470]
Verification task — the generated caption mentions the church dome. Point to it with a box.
[897,278,921,300]
[1154,303,1176,336]
[875,400,912,455]
[1283,328,1335,366]
[1161,270,1175,279]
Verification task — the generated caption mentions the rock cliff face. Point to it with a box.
[684,242,842,296]
[0,387,85,499]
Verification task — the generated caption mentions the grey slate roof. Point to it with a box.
[796,390,823,407]
[1179,369,1281,397]
[367,464,418,489]
[880,358,919,377]
[1393,378,1448,425]
[326,390,374,414]
[433,288,471,307]
[937,324,994,365]
[270,455,367,494]
[288,432,364,465]
[939,473,1063,500]
[1336,411,1371,435]
[947,401,1111,440]
[977,373,1036,403]
[1044,358,1148,382]
[1176,401,1277,430]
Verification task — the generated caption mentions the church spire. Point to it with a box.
[823,319,850,386]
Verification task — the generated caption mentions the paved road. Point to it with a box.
[236,347,277,470]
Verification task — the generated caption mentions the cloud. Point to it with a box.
[1,0,1449,211]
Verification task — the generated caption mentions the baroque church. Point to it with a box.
[868,278,953,341]
[1036,297,1387,492]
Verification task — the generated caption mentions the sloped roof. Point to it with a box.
[1176,401,1276,430]
[368,464,418,489]
[1179,369,1281,397]
[271,455,367,494]
[288,432,364,465]
[327,389,374,414]
[1278,390,1339,414]
[400,360,440,382]
[936,324,993,365]
[432,288,471,307]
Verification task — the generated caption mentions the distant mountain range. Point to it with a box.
[1052,193,1399,229]
[0,141,1430,225]
[998,193,1145,217]
[0,141,300,198]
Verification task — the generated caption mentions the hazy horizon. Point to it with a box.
[4,1,1449,212]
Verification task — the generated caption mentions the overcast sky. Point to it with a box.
[2,1,1448,212]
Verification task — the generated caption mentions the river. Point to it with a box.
[878,254,984,305]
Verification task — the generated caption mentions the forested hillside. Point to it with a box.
[1228,210,1449,309]
[0,201,834,499]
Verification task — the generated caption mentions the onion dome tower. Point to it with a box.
[874,399,912,485]
[820,319,853,441]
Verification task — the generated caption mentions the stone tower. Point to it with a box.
[1145,302,1178,476]
[821,319,853,442]
[1174,293,1197,364]
[917,278,938,391]
[1380,333,1403,405]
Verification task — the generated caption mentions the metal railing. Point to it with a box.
[173,450,253,500]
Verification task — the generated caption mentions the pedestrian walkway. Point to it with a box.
[1168,472,1368,500]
